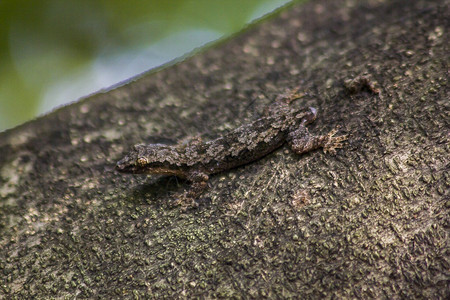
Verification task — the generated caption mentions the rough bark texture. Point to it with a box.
[0,0,448,298]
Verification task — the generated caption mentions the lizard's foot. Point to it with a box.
[322,129,348,155]
[173,173,208,210]
[174,192,199,211]
[289,126,347,155]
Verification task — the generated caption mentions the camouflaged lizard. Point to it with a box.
[116,89,347,207]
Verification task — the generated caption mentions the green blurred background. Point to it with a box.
[0,0,295,132]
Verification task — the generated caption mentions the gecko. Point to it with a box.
[116,89,347,208]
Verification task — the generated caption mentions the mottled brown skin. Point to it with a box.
[116,90,347,207]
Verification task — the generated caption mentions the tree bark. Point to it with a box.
[0,0,448,298]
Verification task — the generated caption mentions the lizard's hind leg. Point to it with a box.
[288,126,347,155]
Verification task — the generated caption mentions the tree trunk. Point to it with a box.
[0,0,448,298]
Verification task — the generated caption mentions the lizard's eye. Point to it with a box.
[136,157,148,166]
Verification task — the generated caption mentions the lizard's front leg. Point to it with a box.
[175,171,209,209]
[288,124,347,155]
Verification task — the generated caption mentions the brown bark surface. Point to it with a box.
[0,0,448,298]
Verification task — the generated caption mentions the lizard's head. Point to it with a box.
[116,143,185,176]
[116,144,149,173]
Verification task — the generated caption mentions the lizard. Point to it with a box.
[116,89,347,208]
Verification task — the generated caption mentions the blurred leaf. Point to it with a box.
[0,0,293,132]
